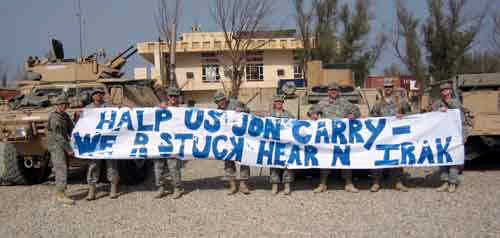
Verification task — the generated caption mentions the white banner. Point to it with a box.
[71,107,465,169]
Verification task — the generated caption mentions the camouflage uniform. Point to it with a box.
[154,88,183,193]
[268,103,296,185]
[85,101,120,185]
[318,93,361,183]
[431,84,463,186]
[47,102,74,193]
[370,93,412,183]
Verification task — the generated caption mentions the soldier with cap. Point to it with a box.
[314,82,361,193]
[85,88,121,200]
[369,79,411,192]
[154,87,185,199]
[213,90,251,195]
[48,96,75,205]
[430,81,464,193]
[268,94,296,195]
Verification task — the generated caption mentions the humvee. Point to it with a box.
[0,39,160,185]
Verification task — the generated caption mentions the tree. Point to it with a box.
[383,63,404,77]
[155,0,182,87]
[293,0,386,86]
[293,0,315,79]
[211,0,275,97]
[493,11,500,54]
[0,60,7,87]
[393,0,488,91]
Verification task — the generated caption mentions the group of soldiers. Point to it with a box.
[47,79,464,205]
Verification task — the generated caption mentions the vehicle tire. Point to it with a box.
[0,143,27,185]
[117,160,151,185]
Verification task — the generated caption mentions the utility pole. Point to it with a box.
[169,23,176,88]
[77,0,83,59]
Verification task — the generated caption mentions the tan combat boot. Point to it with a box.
[344,178,359,193]
[171,187,184,199]
[55,191,75,205]
[227,180,237,195]
[110,176,120,199]
[370,178,381,192]
[283,183,291,195]
[395,178,409,192]
[437,182,449,192]
[271,184,279,195]
[448,183,456,193]
[86,184,96,201]
[313,174,328,193]
[153,186,166,199]
[239,181,250,195]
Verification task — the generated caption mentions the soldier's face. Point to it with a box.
[93,93,104,103]
[56,104,68,112]
[273,100,284,110]
[309,112,319,120]
[384,86,393,96]
[168,96,178,106]
[440,88,452,99]
[216,99,227,109]
[328,89,338,99]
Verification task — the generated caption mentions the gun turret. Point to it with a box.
[105,45,137,70]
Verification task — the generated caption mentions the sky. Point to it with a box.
[0,0,496,81]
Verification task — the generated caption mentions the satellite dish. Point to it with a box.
[282,81,296,96]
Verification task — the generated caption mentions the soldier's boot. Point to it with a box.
[437,182,449,192]
[109,176,120,199]
[283,183,292,195]
[55,191,75,205]
[394,178,409,192]
[271,184,279,195]
[370,178,381,192]
[344,178,359,193]
[171,187,184,199]
[153,186,166,199]
[227,180,238,195]
[448,183,457,193]
[239,181,250,195]
[313,174,328,193]
[86,184,96,201]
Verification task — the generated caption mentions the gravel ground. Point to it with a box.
[1,158,500,238]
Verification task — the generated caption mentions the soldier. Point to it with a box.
[315,82,360,193]
[369,79,411,192]
[154,87,184,199]
[268,95,296,195]
[48,96,75,205]
[85,89,120,200]
[213,90,251,195]
[431,82,463,193]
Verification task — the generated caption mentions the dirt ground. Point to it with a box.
[1,157,500,238]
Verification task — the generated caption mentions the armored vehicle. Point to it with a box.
[0,39,160,185]
[421,73,500,160]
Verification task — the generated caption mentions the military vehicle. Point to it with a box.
[421,73,500,160]
[0,39,160,185]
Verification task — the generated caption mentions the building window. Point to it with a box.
[202,64,220,82]
[293,64,303,80]
[246,63,264,81]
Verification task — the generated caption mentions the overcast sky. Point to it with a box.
[0,0,495,80]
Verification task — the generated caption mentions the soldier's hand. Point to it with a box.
[440,107,448,112]
[66,150,75,157]
[396,113,403,119]
[159,102,168,109]
[347,113,354,120]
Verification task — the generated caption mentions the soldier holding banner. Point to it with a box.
[213,90,251,195]
[48,96,75,205]
[431,82,463,193]
[369,79,411,192]
[85,89,120,201]
[154,87,184,199]
[316,82,361,193]
[268,95,296,195]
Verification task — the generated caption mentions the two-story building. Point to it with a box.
[135,28,305,110]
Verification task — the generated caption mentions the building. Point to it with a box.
[135,29,306,109]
